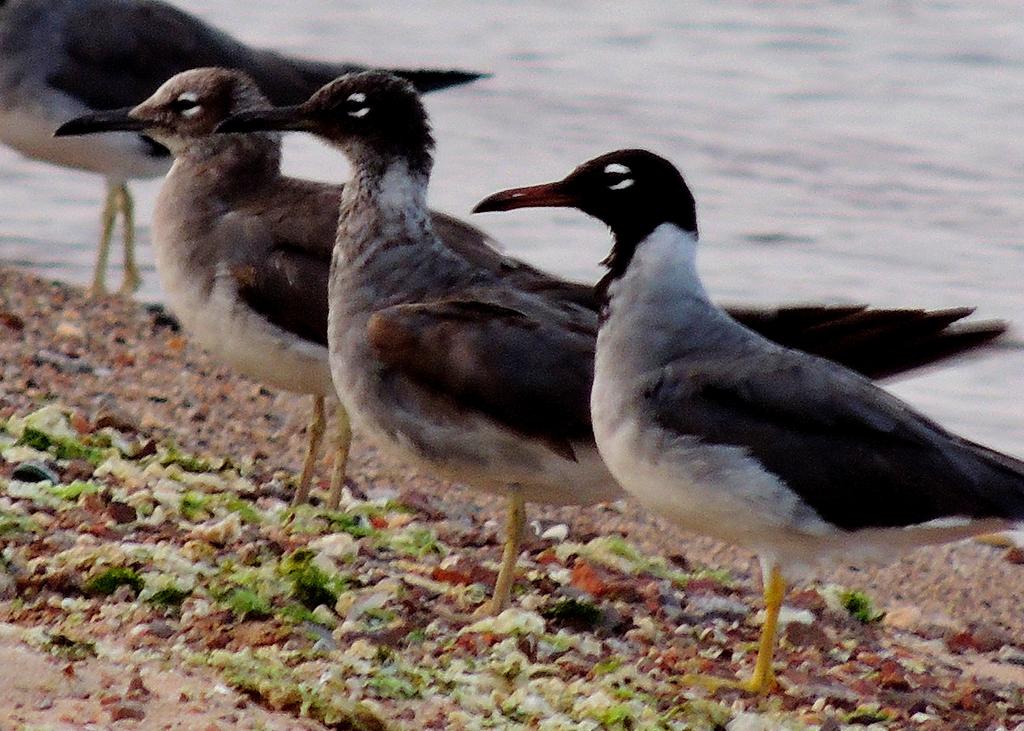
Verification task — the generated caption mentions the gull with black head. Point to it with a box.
[53,67,502,507]
[475,148,1024,691]
[0,0,483,295]
[218,72,1009,616]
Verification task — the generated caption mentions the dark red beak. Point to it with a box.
[472,180,578,214]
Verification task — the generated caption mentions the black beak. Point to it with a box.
[215,105,311,134]
[54,108,147,137]
[472,179,577,214]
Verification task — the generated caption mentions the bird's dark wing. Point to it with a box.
[367,298,597,460]
[230,247,329,348]
[646,349,1024,530]
[46,0,480,110]
[210,208,329,348]
[725,305,1006,380]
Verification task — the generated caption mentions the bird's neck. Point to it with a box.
[336,150,433,266]
[173,134,282,188]
[599,223,737,369]
[604,223,709,308]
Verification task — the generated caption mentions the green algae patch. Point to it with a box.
[840,588,885,624]
[17,427,106,465]
[283,505,375,539]
[224,588,273,621]
[84,566,144,596]
[159,443,219,473]
[843,704,892,723]
[0,510,39,536]
[216,494,261,524]
[280,549,349,610]
[320,509,375,538]
[179,490,212,520]
[665,699,734,730]
[542,597,602,630]
[380,525,445,558]
[147,584,192,609]
[43,632,97,661]
[560,535,733,588]
[51,480,101,501]
[206,648,390,730]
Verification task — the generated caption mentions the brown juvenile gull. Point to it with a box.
[0,0,483,296]
[54,67,498,508]
[474,148,1024,692]
[218,72,1007,615]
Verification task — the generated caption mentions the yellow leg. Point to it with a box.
[90,181,119,296]
[481,488,526,616]
[292,395,327,506]
[324,404,353,510]
[116,183,141,295]
[743,564,785,694]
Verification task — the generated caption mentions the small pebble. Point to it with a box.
[54,321,85,340]
[35,349,95,375]
[149,620,176,639]
[109,701,146,722]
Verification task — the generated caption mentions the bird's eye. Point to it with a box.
[345,92,370,118]
[603,162,634,190]
[170,92,201,117]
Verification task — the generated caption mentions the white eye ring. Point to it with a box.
[348,107,370,118]
[347,92,367,103]
[609,178,634,190]
[175,92,201,117]
[604,163,631,175]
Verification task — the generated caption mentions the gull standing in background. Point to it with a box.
[0,0,482,295]
[54,68,498,507]
[218,72,1008,615]
[475,148,1024,691]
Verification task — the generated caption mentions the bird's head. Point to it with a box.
[474,149,696,236]
[216,70,434,173]
[474,149,698,279]
[54,67,271,153]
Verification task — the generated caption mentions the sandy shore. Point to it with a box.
[1,266,1023,729]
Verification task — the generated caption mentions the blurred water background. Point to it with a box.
[0,1,1022,451]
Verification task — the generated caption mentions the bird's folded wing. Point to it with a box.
[726,305,1005,380]
[646,351,1017,529]
[367,298,596,461]
[47,1,357,110]
[46,2,479,112]
[213,211,330,348]
[48,2,259,110]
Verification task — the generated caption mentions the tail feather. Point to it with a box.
[246,50,485,104]
[730,304,1008,381]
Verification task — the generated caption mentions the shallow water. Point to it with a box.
[1,1,1022,451]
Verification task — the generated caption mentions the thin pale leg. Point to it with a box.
[324,404,353,510]
[115,182,141,295]
[743,563,784,694]
[482,487,527,616]
[293,395,327,506]
[90,180,120,296]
